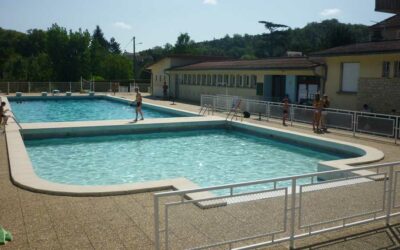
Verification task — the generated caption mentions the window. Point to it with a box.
[202,75,206,85]
[382,61,390,78]
[236,75,242,87]
[223,75,229,86]
[243,75,249,88]
[229,75,235,87]
[188,74,192,85]
[217,75,223,86]
[207,75,211,85]
[395,61,400,78]
[212,75,217,86]
[155,75,158,81]
[250,75,257,88]
[192,74,196,85]
[183,74,187,85]
[197,75,201,85]
[397,30,400,39]
[341,63,360,92]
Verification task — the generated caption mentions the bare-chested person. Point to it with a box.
[134,87,144,122]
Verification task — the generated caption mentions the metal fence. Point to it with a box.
[201,95,400,144]
[0,81,150,94]
[154,161,400,250]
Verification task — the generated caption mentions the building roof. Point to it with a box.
[169,57,321,71]
[310,40,400,56]
[370,14,400,29]
[146,54,228,69]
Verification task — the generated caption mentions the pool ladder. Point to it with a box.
[199,104,213,116]
[226,100,243,122]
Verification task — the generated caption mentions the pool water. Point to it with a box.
[9,98,186,122]
[24,129,350,189]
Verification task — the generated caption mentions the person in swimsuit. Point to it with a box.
[0,102,10,126]
[282,95,289,126]
[320,94,330,132]
[312,93,323,133]
[134,87,144,121]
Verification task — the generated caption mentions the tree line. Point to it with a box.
[1,19,370,81]
[0,24,132,82]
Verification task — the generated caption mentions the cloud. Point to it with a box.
[320,8,341,17]
[203,0,217,5]
[113,21,132,30]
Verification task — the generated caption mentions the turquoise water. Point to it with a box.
[9,98,185,122]
[24,129,350,189]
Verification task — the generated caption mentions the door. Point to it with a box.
[272,75,286,101]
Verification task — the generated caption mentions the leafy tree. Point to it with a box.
[109,37,121,54]
[258,21,289,33]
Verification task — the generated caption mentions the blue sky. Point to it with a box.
[0,0,392,52]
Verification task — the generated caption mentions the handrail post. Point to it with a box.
[154,195,160,250]
[352,111,357,137]
[289,178,297,250]
[386,165,394,226]
[395,117,399,145]
[28,82,31,93]
[213,96,216,115]
[290,105,294,126]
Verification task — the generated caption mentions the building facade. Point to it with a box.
[311,40,400,113]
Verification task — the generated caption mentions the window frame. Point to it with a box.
[382,61,391,78]
[340,62,360,93]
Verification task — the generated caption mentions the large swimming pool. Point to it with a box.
[9,97,188,122]
[24,129,353,189]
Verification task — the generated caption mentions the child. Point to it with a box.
[282,95,289,126]
[134,88,144,121]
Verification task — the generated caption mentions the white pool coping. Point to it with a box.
[1,95,385,197]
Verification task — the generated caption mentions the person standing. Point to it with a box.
[0,102,10,125]
[134,88,144,122]
[162,81,168,100]
[320,94,330,132]
[282,95,289,126]
[312,93,323,133]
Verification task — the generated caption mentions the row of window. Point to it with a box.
[154,75,165,82]
[382,61,400,78]
[341,61,400,93]
[174,74,258,88]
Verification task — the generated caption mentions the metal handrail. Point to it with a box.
[154,161,400,250]
[202,95,400,144]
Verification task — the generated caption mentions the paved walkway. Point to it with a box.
[0,93,400,249]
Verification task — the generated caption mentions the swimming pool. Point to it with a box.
[8,96,190,122]
[24,129,354,189]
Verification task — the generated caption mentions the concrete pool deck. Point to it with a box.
[1,93,400,249]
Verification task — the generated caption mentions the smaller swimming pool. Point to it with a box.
[24,128,356,191]
[8,96,191,122]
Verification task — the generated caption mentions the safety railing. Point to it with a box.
[0,81,150,94]
[200,95,400,144]
[154,161,400,250]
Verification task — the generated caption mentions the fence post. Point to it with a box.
[290,105,294,126]
[7,82,10,95]
[213,96,216,115]
[154,195,160,250]
[48,81,51,93]
[352,112,357,137]
[28,82,31,93]
[267,102,270,121]
[395,117,399,145]
[386,165,394,226]
[109,82,112,93]
[69,82,72,92]
[289,178,297,250]
[93,81,96,92]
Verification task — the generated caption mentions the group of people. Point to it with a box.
[282,93,330,133]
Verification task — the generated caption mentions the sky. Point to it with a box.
[0,0,393,52]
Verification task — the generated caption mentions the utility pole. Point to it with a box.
[133,36,136,80]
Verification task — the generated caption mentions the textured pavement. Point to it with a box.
[1,93,400,249]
